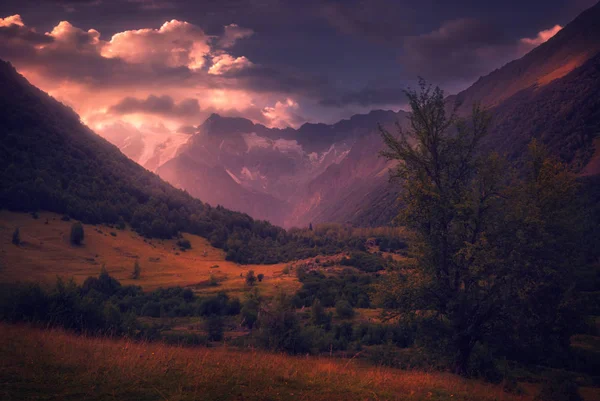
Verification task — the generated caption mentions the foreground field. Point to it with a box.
[0,324,551,401]
[0,211,298,295]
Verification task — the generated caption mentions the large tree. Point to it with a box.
[378,80,579,375]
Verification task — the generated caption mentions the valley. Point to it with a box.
[1,1,600,400]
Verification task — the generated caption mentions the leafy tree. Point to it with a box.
[131,260,141,280]
[11,227,19,245]
[378,80,580,375]
[335,299,355,319]
[245,270,257,286]
[70,222,84,245]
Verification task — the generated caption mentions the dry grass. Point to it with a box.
[0,211,299,296]
[0,323,535,401]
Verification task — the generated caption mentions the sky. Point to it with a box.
[0,0,597,137]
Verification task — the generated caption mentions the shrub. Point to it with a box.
[70,222,84,245]
[110,231,117,237]
[11,227,20,245]
[257,273,264,282]
[177,238,191,250]
[246,270,256,286]
[61,215,71,222]
[282,266,290,275]
[205,315,224,341]
[534,372,582,401]
[132,260,141,280]
[209,274,219,287]
[335,300,355,319]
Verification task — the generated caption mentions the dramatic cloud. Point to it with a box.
[109,95,200,117]
[0,14,314,131]
[101,20,210,69]
[208,53,253,75]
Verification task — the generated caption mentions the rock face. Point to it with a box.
[156,110,405,227]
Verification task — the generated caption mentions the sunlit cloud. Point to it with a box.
[521,24,562,46]
[208,53,253,75]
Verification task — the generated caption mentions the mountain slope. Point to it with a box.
[0,59,325,263]
[450,1,600,112]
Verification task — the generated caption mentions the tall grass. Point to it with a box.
[0,323,531,401]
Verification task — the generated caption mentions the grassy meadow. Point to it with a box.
[0,211,299,296]
[0,323,563,401]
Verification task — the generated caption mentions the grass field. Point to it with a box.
[0,323,564,401]
[0,211,299,295]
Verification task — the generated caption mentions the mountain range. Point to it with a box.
[2,2,599,232]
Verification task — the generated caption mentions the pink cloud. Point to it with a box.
[101,20,210,69]
[208,53,254,75]
[521,24,562,46]
[218,24,254,48]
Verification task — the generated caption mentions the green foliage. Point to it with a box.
[340,252,386,272]
[295,269,373,308]
[11,227,19,245]
[379,80,582,375]
[70,222,84,245]
[256,292,309,354]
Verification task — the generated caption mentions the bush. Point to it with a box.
[177,238,191,250]
[335,300,355,319]
[282,266,290,275]
[132,260,141,280]
[70,222,84,245]
[246,270,256,286]
[205,315,224,341]
[535,372,582,401]
[11,227,20,245]
[257,273,264,282]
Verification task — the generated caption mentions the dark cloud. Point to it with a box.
[320,85,407,107]
[109,95,200,117]
[402,18,521,84]
[321,0,414,42]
